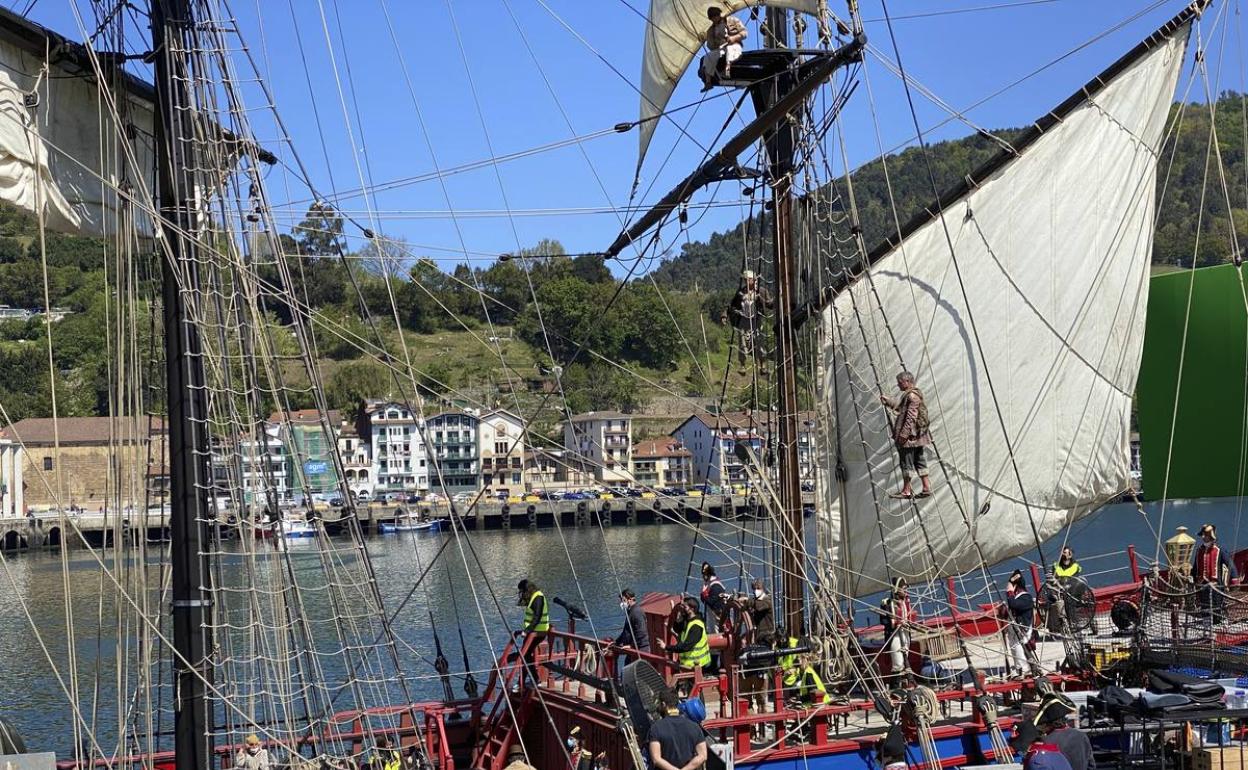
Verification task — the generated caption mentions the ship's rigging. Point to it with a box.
[0,0,1243,768]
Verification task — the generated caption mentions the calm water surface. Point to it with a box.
[1,498,1245,757]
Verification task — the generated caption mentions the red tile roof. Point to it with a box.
[632,437,691,459]
[1,416,167,446]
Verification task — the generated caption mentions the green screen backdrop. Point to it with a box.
[1138,264,1248,500]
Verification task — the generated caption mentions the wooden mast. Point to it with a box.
[764,6,806,635]
[150,1,214,767]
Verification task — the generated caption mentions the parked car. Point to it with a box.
[800,480,814,492]
[405,494,421,504]
[328,496,344,507]
[356,490,372,502]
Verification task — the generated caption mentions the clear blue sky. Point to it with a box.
[19,1,1226,273]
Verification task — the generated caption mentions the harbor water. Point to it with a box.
[0,497,1245,757]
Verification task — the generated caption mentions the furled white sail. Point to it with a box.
[819,23,1189,597]
[638,0,821,173]
[0,33,155,237]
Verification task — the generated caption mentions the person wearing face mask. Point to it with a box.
[235,734,272,770]
[612,587,650,676]
[371,735,402,770]
[657,601,712,676]
[741,579,775,645]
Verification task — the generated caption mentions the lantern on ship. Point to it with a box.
[1165,526,1196,578]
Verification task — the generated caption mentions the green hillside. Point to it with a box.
[1,93,1243,429]
[653,92,1248,295]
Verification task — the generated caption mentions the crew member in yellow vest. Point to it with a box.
[776,627,801,687]
[796,654,831,707]
[1054,547,1081,581]
[515,578,550,691]
[372,735,402,770]
[657,601,713,675]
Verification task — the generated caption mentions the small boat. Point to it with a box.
[281,519,317,538]
[379,515,441,533]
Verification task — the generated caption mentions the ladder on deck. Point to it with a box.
[472,635,541,770]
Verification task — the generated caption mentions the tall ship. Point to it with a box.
[0,1,1245,770]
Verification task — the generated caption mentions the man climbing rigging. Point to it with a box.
[699,6,747,91]
[880,577,915,687]
[880,371,932,499]
[1054,547,1081,581]
[724,270,772,374]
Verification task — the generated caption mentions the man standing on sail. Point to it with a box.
[699,7,747,91]
[880,371,932,499]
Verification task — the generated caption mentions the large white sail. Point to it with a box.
[0,16,155,237]
[638,0,821,173]
[819,21,1189,597]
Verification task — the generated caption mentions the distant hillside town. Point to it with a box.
[0,404,822,515]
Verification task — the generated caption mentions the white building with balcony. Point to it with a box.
[672,410,817,486]
[562,411,633,484]
[478,409,525,495]
[361,401,428,493]
[336,421,374,498]
[426,410,480,495]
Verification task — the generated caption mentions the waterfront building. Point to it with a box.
[523,447,595,491]
[0,416,167,511]
[630,437,692,488]
[478,409,525,495]
[359,400,428,493]
[211,423,287,506]
[427,410,481,495]
[562,411,633,484]
[672,410,817,486]
[270,409,340,501]
[336,421,374,499]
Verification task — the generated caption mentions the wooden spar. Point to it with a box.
[603,33,864,259]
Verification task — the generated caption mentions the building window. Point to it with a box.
[42,456,53,471]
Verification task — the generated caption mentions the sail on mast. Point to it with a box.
[637,0,822,174]
[815,8,1194,597]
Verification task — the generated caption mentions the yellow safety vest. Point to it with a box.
[1054,561,1081,579]
[679,618,712,669]
[798,666,830,706]
[379,749,401,770]
[524,590,550,633]
[779,636,800,685]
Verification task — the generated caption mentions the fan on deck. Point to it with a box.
[621,661,674,739]
[1042,577,1096,635]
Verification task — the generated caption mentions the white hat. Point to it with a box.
[743,270,756,280]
